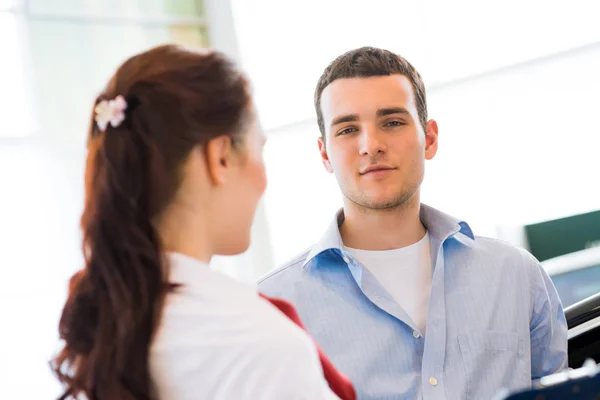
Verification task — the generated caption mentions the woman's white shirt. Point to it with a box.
[150,252,338,400]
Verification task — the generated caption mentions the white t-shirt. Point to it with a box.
[150,252,339,400]
[344,232,432,335]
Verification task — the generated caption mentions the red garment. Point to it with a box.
[259,293,357,400]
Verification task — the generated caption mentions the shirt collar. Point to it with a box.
[167,252,256,294]
[302,203,474,268]
[167,252,211,287]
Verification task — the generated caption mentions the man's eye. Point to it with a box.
[338,127,358,136]
[385,121,405,127]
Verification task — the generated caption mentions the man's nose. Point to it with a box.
[359,127,386,156]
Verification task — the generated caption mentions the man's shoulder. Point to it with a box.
[471,235,538,262]
[465,234,544,278]
[258,247,312,286]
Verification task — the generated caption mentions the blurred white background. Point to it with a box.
[1,0,599,397]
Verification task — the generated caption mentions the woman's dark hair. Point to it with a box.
[50,44,251,400]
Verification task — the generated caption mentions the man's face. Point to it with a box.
[318,75,438,210]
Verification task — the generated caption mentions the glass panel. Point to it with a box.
[26,19,208,139]
[551,265,600,308]
[28,0,204,19]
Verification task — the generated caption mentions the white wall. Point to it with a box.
[231,0,600,131]
[0,138,84,396]
[424,43,600,234]
[262,121,342,265]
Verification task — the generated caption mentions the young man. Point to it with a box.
[258,47,567,400]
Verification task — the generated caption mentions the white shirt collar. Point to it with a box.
[166,252,256,296]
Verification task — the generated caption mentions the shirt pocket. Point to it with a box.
[457,330,528,400]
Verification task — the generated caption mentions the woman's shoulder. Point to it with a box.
[150,280,334,399]
[154,272,316,351]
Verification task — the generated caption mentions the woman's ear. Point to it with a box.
[205,136,234,185]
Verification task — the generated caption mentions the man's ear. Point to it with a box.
[424,119,439,161]
[205,135,234,185]
[318,137,334,174]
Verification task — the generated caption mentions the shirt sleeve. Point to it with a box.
[529,259,568,380]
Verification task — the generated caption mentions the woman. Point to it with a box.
[51,45,355,400]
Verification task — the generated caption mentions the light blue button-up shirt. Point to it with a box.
[258,204,567,400]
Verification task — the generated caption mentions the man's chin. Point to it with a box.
[356,198,405,211]
[350,191,416,211]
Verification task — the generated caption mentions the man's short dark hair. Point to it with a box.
[314,46,428,140]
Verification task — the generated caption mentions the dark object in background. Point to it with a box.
[495,359,600,400]
[567,292,600,369]
[500,374,600,399]
[525,209,600,262]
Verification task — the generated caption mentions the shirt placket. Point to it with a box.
[421,241,448,399]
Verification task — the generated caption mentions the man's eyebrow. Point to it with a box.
[377,107,410,117]
[330,107,410,127]
[330,114,359,127]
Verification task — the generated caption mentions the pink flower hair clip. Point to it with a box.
[94,95,128,132]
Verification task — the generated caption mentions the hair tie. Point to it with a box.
[94,95,128,132]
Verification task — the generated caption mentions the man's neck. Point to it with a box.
[340,196,426,251]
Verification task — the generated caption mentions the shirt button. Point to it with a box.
[413,331,421,339]
[342,256,350,263]
[429,377,438,386]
